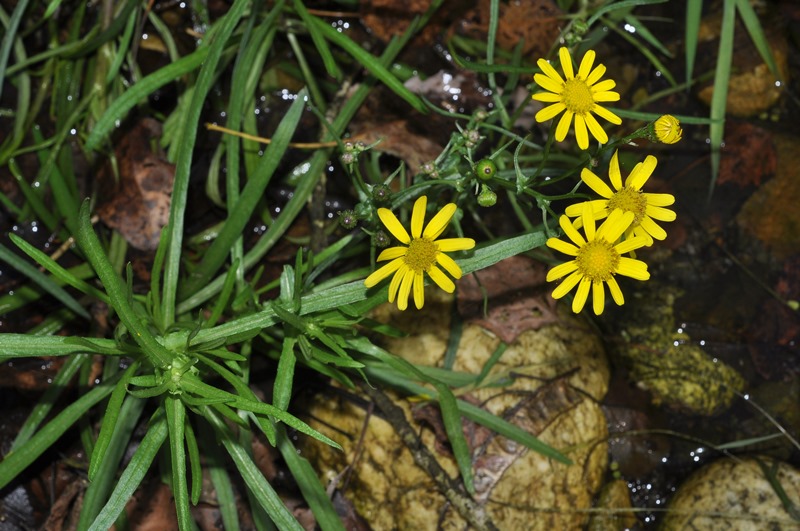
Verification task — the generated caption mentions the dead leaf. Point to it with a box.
[96,118,174,251]
[350,119,443,175]
[457,255,559,343]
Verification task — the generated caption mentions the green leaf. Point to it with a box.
[180,89,309,297]
[75,200,174,368]
[0,243,90,319]
[78,396,146,531]
[709,0,736,196]
[435,383,474,494]
[203,407,304,530]
[88,412,168,531]
[89,361,141,480]
[0,373,120,490]
[685,0,703,84]
[586,0,667,27]
[166,396,192,531]
[9,233,109,304]
[277,426,345,531]
[307,15,427,114]
[735,0,781,78]
[11,353,89,451]
[184,417,202,505]
[292,0,341,81]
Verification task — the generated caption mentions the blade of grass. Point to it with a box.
[88,411,168,531]
[0,0,30,103]
[586,0,667,27]
[0,372,121,490]
[161,0,251,328]
[685,0,703,84]
[709,0,736,197]
[734,0,780,77]
[435,383,475,495]
[292,0,341,82]
[180,89,308,297]
[75,200,173,368]
[203,407,304,530]
[0,243,90,319]
[9,233,109,304]
[10,353,89,451]
[77,396,146,531]
[165,396,192,531]
[307,15,426,113]
[200,423,241,531]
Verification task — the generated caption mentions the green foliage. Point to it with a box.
[0,0,765,528]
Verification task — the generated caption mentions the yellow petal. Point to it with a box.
[376,246,407,262]
[535,102,566,123]
[531,91,563,103]
[645,204,676,222]
[592,105,622,125]
[644,193,675,207]
[428,265,455,293]
[436,237,475,252]
[387,263,409,302]
[581,168,614,198]
[435,252,462,279]
[581,203,596,241]
[559,47,574,79]
[574,114,589,150]
[551,270,582,299]
[533,73,564,95]
[412,271,425,309]
[626,155,657,190]
[640,216,667,240]
[422,203,457,240]
[364,258,404,288]
[396,268,415,310]
[547,238,579,256]
[555,110,573,141]
[559,214,585,246]
[537,58,564,85]
[546,260,579,281]
[577,49,595,80]
[572,277,591,313]
[591,79,617,93]
[614,236,649,255]
[566,199,608,218]
[586,63,606,86]
[410,195,427,239]
[378,208,410,244]
[607,276,624,306]
[608,150,623,191]
[592,280,605,315]
[584,113,609,145]
[617,257,650,280]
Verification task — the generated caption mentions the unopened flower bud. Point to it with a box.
[477,184,497,207]
[338,209,358,229]
[651,115,682,144]
[373,230,390,248]
[371,184,391,203]
[475,158,497,181]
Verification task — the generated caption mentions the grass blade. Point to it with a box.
[709,0,736,197]
[436,383,474,495]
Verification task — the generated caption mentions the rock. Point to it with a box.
[303,283,611,529]
[662,456,800,530]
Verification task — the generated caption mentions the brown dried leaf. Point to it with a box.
[457,255,559,343]
[96,118,174,251]
[350,119,443,175]
[717,121,776,187]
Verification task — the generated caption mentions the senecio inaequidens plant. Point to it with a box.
[364,46,682,316]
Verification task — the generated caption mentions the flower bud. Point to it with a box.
[338,209,358,229]
[651,115,682,144]
[477,184,497,207]
[371,184,391,203]
[475,158,497,181]
[372,230,390,248]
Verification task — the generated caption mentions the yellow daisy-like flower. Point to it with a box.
[532,46,622,150]
[364,196,475,311]
[566,150,676,245]
[547,204,650,315]
[653,114,682,144]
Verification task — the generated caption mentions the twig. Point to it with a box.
[359,382,498,531]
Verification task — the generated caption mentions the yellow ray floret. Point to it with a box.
[532,47,622,150]
[566,150,676,245]
[547,204,650,315]
[364,196,475,310]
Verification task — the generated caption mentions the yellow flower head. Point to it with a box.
[566,150,676,245]
[364,196,475,310]
[653,114,682,144]
[532,47,622,150]
[547,205,650,315]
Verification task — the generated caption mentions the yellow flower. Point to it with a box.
[566,150,676,245]
[364,196,475,310]
[547,205,650,315]
[653,114,682,144]
[532,47,622,150]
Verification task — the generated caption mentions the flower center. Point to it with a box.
[607,187,648,226]
[575,240,620,282]
[404,238,439,272]
[562,78,595,114]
